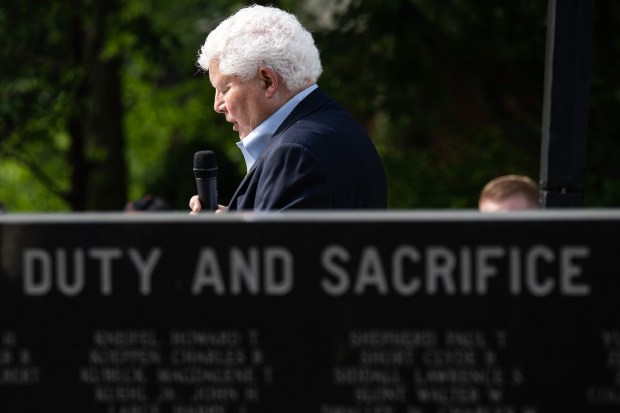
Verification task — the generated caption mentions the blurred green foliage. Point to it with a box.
[1,0,619,212]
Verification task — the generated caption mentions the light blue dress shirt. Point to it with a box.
[236,84,318,172]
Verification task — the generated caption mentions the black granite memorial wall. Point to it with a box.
[0,211,619,412]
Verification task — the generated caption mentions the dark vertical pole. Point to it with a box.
[539,0,593,208]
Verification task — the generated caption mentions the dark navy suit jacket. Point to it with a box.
[227,88,388,211]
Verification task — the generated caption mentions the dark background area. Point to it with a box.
[1,0,618,211]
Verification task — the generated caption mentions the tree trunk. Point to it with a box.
[77,0,127,211]
[68,12,87,211]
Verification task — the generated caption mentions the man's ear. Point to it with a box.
[258,65,278,97]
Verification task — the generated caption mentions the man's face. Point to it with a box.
[209,63,271,140]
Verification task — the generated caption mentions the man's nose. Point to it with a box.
[214,92,225,113]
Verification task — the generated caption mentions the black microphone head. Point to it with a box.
[194,150,217,169]
[193,150,217,178]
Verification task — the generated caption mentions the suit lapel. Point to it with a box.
[226,167,256,211]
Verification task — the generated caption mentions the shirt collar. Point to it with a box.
[236,84,318,172]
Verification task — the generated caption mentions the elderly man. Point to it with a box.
[189,5,387,213]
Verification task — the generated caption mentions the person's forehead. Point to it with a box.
[209,65,247,88]
[481,195,532,212]
[208,65,224,84]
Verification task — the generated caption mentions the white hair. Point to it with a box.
[197,5,322,91]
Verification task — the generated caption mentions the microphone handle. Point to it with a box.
[196,176,218,211]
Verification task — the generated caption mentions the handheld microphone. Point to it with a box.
[193,150,218,211]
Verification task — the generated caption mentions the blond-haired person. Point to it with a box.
[479,175,540,212]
